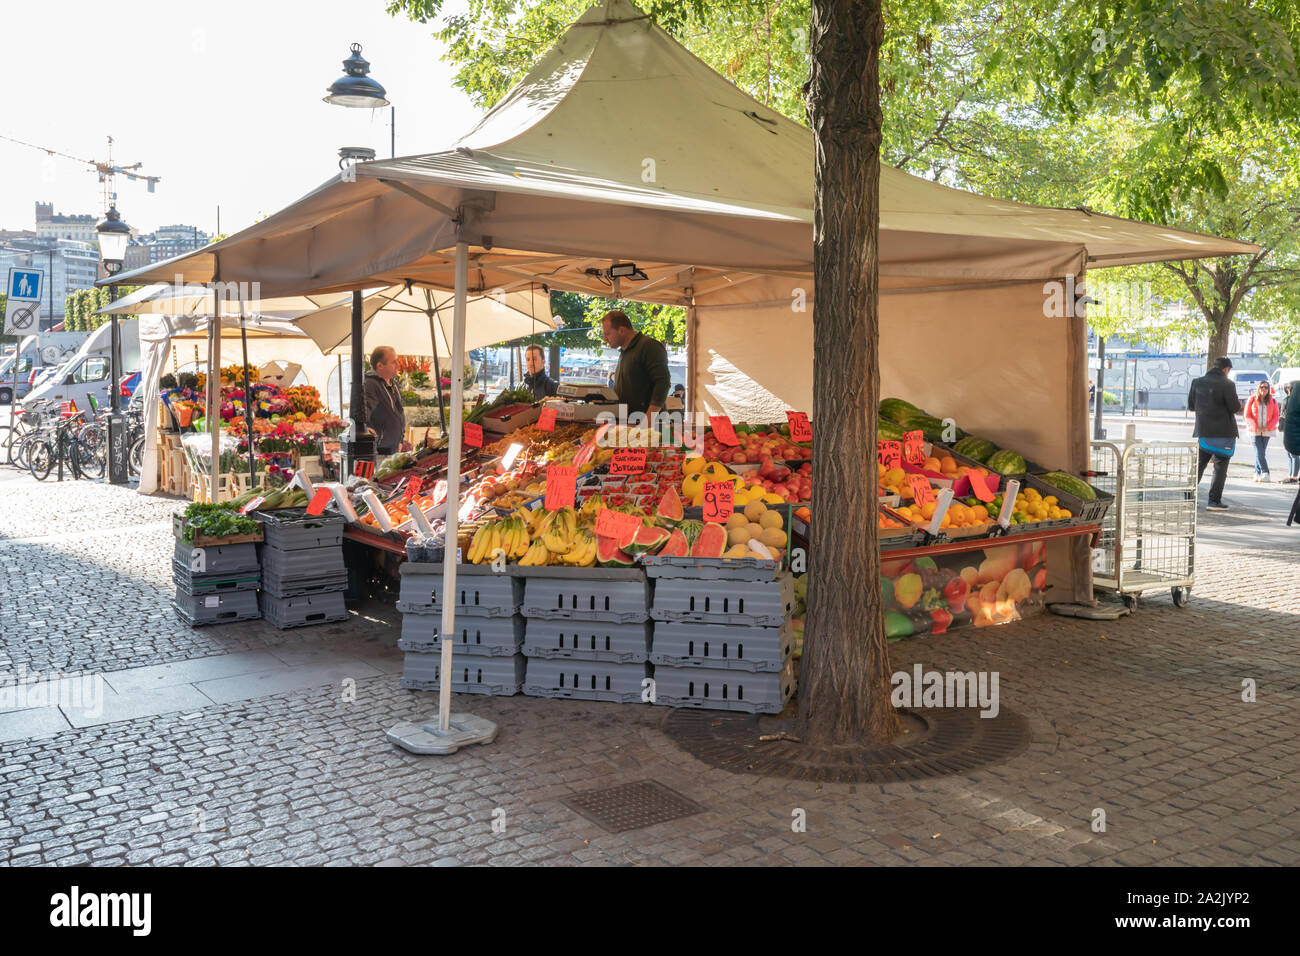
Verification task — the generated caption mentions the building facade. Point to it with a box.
[0,238,100,327]
[34,202,98,245]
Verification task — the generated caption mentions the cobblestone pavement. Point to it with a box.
[1,468,1297,866]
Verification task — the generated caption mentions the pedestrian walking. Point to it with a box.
[1283,381,1300,485]
[1242,380,1281,482]
[1187,356,1242,510]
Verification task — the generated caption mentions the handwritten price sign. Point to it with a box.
[305,487,333,517]
[464,423,483,448]
[544,465,577,510]
[404,477,423,500]
[609,447,648,475]
[702,480,735,523]
[877,440,902,470]
[906,474,936,506]
[595,507,642,542]
[709,416,739,446]
[903,430,925,465]
[536,407,558,432]
[786,410,812,443]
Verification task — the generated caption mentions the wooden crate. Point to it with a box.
[172,513,264,547]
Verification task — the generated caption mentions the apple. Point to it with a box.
[733,452,748,464]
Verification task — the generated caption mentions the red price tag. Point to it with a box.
[404,477,423,500]
[595,507,642,542]
[464,423,483,448]
[709,416,740,446]
[352,460,375,479]
[877,440,902,469]
[305,487,332,516]
[702,480,735,523]
[906,474,936,506]
[968,471,996,503]
[903,430,925,465]
[544,465,576,510]
[786,410,813,443]
[574,441,596,467]
[238,495,265,516]
[536,407,557,432]
[609,447,648,475]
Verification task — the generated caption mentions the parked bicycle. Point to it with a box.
[27,408,100,481]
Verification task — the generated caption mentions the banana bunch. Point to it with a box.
[501,517,532,560]
[560,529,597,566]
[467,521,499,564]
[579,493,606,520]
[518,538,551,567]
[541,507,578,554]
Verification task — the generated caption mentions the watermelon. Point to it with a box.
[877,417,905,441]
[1039,472,1097,501]
[654,486,684,526]
[985,449,1026,475]
[678,519,705,545]
[690,522,727,558]
[903,413,947,442]
[953,436,996,463]
[658,528,690,557]
[624,525,671,555]
[879,398,924,425]
[597,536,635,566]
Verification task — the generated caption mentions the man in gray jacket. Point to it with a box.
[363,346,410,455]
[1187,356,1241,510]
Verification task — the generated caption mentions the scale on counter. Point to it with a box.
[554,382,620,402]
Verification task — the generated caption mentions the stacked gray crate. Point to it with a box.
[172,540,261,626]
[519,566,651,702]
[254,509,348,629]
[643,555,797,713]
[397,563,525,696]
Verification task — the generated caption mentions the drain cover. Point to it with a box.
[564,780,703,832]
[663,707,1031,783]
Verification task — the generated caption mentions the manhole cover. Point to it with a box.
[563,780,704,832]
[662,707,1031,783]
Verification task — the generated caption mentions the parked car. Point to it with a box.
[1270,367,1300,392]
[1228,369,1270,406]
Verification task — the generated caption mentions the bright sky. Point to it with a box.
[0,0,480,237]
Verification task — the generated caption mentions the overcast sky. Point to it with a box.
[1,0,481,236]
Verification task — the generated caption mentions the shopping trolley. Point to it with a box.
[1088,439,1197,608]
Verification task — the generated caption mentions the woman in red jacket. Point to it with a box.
[1243,380,1281,482]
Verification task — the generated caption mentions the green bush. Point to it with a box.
[405,405,445,427]
[1102,391,1120,406]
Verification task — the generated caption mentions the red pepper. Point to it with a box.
[942,576,968,612]
[930,608,952,635]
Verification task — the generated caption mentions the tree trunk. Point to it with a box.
[1207,313,1231,367]
[797,0,899,748]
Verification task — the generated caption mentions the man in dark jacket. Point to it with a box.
[1187,356,1241,510]
[522,344,559,401]
[601,310,670,419]
[363,346,410,455]
[1282,381,1300,484]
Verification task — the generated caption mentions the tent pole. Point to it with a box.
[424,291,449,435]
[439,241,469,733]
[240,308,255,485]
[209,289,221,503]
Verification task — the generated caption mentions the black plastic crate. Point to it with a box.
[650,573,794,626]
[653,659,795,714]
[252,507,346,551]
[400,651,525,696]
[173,541,259,576]
[650,619,791,672]
[171,561,261,596]
[522,619,651,663]
[260,569,348,599]
[257,545,345,581]
[1022,473,1114,524]
[173,588,261,626]
[519,567,650,623]
[641,555,782,581]
[523,658,650,704]
[397,613,525,657]
[396,562,522,618]
[258,590,348,630]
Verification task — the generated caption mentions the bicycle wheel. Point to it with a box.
[75,436,105,479]
[0,425,14,466]
[129,435,145,476]
[28,441,54,481]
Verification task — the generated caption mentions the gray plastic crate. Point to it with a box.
[396,563,522,617]
[398,613,525,656]
[400,651,525,696]
[258,590,348,630]
[173,541,259,575]
[651,573,794,626]
[650,619,792,672]
[252,507,346,551]
[522,619,651,663]
[523,658,650,703]
[173,588,261,626]
[171,561,261,596]
[642,555,782,581]
[519,567,650,623]
[653,659,795,714]
[258,545,345,580]
[260,568,348,599]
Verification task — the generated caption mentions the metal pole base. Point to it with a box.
[387,713,498,755]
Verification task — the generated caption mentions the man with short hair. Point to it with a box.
[1187,355,1241,510]
[523,344,559,401]
[601,310,670,419]
[363,345,410,455]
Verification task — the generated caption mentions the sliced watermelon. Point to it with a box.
[654,485,684,527]
[596,535,635,567]
[658,528,690,558]
[678,519,704,545]
[624,525,671,555]
[690,522,727,558]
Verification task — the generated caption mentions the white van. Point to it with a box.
[0,331,90,404]
[1271,367,1300,392]
[22,320,140,413]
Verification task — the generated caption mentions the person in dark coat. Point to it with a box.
[1282,381,1300,484]
[522,344,559,401]
[363,345,410,455]
[1187,356,1241,510]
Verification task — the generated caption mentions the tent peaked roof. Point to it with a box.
[104,0,1257,301]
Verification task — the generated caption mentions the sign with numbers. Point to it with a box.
[786,410,812,443]
[464,423,483,448]
[545,464,576,510]
[536,407,558,432]
[595,507,642,541]
[906,474,935,506]
[903,430,925,464]
[609,447,648,475]
[353,459,375,479]
[702,480,735,523]
[877,440,902,469]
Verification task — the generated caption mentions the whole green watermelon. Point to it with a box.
[1039,472,1097,501]
[879,398,923,425]
[985,449,1026,475]
[877,417,905,441]
[953,436,996,462]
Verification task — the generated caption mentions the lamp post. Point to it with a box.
[325,43,391,472]
[96,205,130,484]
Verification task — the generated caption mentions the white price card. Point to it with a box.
[204,596,220,608]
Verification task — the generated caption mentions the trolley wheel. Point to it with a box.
[1171,586,1190,608]
[1121,593,1138,610]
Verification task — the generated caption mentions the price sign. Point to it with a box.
[702,480,735,523]
[353,460,375,479]
[903,430,925,465]
[306,487,333,516]
[464,423,483,448]
[708,415,740,446]
[877,440,902,469]
[536,407,558,432]
[595,507,642,541]
[786,410,813,443]
[238,495,265,516]
[906,474,936,506]
[609,447,648,475]
[545,465,577,510]
[968,471,996,503]
[501,442,524,470]
[404,477,423,500]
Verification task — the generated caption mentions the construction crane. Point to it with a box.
[0,133,160,213]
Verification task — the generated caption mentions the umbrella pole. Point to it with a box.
[208,291,221,503]
[240,311,255,486]
[439,241,469,733]
[429,315,448,436]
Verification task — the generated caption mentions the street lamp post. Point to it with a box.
[96,205,130,484]
[325,43,390,472]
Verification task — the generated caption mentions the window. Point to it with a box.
[73,356,110,383]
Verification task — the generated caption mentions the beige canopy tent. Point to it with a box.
[104,0,1257,735]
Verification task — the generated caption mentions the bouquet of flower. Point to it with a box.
[282,385,323,416]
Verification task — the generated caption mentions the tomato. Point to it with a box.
[929,608,952,635]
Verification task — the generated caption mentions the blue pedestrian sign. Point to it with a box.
[9,269,42,301]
